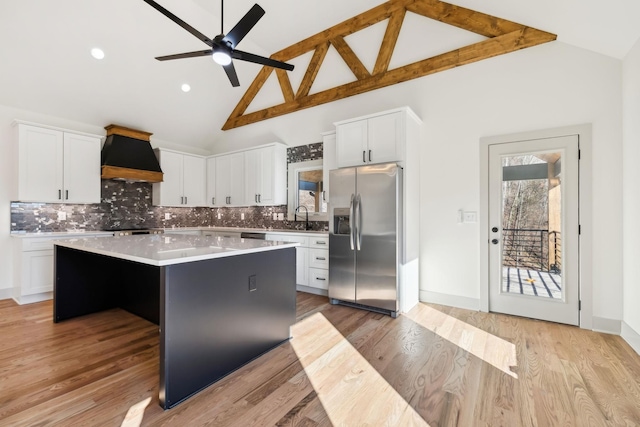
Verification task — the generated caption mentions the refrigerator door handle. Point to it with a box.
[349,194,355,250]
[355,194,362,251]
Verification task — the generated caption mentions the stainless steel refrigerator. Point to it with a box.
[329,163,402,317]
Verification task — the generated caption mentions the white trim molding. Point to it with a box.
[622,322,640,355]
[479,124,593,329]
[0,288,13,301]
[420,290,480,311]
[592,316,622,335]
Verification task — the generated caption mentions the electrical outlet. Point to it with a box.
[277,213,284,221]
[273,212,278,220]
[164,213,171,220]
[463,211,477,223]
[57,211,66,221]
[241,213,245,220]
[217,213,221,220]
[248,275,257,292]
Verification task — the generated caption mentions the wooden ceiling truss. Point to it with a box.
[222,0,556,130]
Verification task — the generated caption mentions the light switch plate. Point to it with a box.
[273,212,278,220]
[463,211,477,223]
[278,213,284,221]
[57,211,66,221]
[164,213,171,220]
[217,213,221,220]
[241,213,245,220]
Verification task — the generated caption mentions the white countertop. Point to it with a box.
[12,227,327,238]
[53,234,299,267]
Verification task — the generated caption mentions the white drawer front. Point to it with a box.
[309,248,329,269]
[309,236,329,249]
[308,268,329,290]
[266,234,309,246]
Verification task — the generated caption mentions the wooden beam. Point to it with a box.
[276,69,295,103]
[330,36,371,80]
[373,8,406,75]
[272,0,415,61]
[406,0,523,38]
[222,28,556,130]
[296,41,330,99]
[225,66,273,123]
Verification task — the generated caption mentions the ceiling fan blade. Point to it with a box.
[143,0,213,47]
[223,62,240,87]
[232,50,294,71]
[155,49,213,61]
[224,4,265,48]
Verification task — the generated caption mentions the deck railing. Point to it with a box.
[502,228,561,273]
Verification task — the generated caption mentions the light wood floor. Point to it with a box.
[0,293,639,426]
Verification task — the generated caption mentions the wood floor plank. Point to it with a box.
[0,293,639,426]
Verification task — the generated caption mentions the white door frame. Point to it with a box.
[479,124,593,329]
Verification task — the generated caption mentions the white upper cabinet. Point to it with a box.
[206,156,217,207]
[152,149,206,207]
[214,152,245,207]
[321,132,336,204]
[335,109,406,168]
[245,144,287,206]
[16,123,101,203]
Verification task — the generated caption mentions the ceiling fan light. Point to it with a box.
[212,50,231,66]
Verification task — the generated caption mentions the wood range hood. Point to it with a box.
[100,125,164,183]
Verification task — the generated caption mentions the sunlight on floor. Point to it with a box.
[405,304,518,378]
[120,396,151,427]
[290,313,430,426]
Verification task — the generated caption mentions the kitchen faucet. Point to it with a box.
[295,205,310,230]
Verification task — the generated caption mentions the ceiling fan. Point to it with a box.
[142,0,294,87]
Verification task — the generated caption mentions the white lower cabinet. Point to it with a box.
[12,234,111,304]
[265,233,328,294]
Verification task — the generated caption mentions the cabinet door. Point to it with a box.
[296,246,309,286]
[228,152,245,206]
[18,125,64,202]
[63,133,101,203]
[182,154,206,206]
[215,155,231,206]
[158,151,184,206]
[322,133,336,204]
[22,250,54,295]
[206,157,217,206]
[336,120,368,168]
[367,112,403,164]
[244,149,260,205]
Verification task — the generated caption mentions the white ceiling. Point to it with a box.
[1,0,639,151]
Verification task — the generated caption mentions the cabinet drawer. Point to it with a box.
[308,268,328,290]
[309,236,329,249]
[266,234,309,245]
[22,238,56,251]
[309,248,329,269]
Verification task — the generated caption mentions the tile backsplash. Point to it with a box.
[10,143,329,233]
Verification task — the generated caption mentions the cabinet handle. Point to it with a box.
[316,277,326,281]
[316,257,326,261]
[362,150,366,163]
[258,194,261,203]
[65,190,69,200]
[255,194,258,203]
[185,196,188,204]
[369,150,372,162]
[212,197,215,205]
[58,189,62,200]
[180,196,183,204]
[322,190,326,202]
[315,241,326,245]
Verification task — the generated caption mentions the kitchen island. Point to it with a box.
[53,234,298,409]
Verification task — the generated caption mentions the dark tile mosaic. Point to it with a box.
[11,142,330,233]
[287,142,323,164]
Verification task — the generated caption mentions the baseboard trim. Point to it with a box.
[0,288,13,301]
[591,316,622,334]
[622,321,640,355]
[419,290,480,311]
[296,285,328,297]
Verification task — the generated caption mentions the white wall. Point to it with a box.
[213,41,624,323]
[622,37,640,352]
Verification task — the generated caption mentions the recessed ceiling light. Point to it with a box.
[181,84,191,92]
[91,48,105,60]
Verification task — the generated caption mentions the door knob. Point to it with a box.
[491,239,499,244]
[492,227,499,233]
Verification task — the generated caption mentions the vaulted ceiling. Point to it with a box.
[1,0,639,151]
